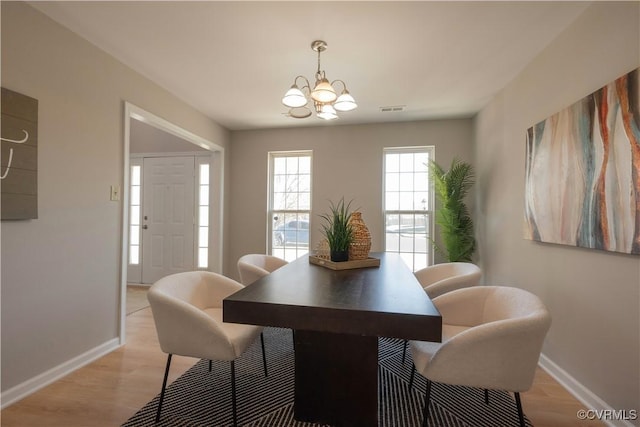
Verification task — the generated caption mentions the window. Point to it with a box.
[269,151,312,262]
[129,163,142,265]
[197,161,210,269]
[383,147,434,271]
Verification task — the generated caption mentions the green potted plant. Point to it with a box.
[430,158,476,262]
[319,198,354,262]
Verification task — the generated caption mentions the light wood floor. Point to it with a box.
[125,285,150,315]
[1,307,603,427]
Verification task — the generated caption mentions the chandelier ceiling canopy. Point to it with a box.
[282,40,357,120]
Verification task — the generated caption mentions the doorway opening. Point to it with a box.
[120,102,224,343]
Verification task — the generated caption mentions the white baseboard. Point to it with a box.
[539,354,637,427]
[1,338,121,409]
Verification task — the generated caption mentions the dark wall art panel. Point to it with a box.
[1,87,38,220]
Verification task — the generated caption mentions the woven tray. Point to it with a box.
[308,255,380,270]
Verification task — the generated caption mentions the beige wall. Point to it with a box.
[475,1,639,414]
[1,2,230,392]
[227,119,473,279]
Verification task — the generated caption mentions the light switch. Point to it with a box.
[110,185,120,201]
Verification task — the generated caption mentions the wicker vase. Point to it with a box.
[314,239,330,259]
[348,211,371,260]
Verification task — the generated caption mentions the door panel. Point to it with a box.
[142,156,195,283]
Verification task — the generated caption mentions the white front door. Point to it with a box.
[142,156,195,283]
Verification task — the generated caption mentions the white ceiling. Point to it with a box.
[31,1,590,131]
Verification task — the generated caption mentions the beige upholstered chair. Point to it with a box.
[414,262,482,299]
[402,262,482,363]
[237,253,288,286]
[147,271,267,426]
[408,286,551,427]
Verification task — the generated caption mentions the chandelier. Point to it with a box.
[281,40,357,120]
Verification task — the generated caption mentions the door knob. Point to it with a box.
[142,225,148,230]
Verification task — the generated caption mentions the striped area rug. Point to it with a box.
[122,327,532,427]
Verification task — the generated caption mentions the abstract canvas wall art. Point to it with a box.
[525,68,640,255]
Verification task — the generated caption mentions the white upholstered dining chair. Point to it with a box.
[147,271,267,426]
[237,253,288,286]
[414,262,482,299]
[402,262,482,363]
[408,286,551,427]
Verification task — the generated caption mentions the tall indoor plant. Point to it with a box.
[430,158,476,262]
[319,198,354,262]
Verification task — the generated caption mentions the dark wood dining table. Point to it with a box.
[223,252,441,426]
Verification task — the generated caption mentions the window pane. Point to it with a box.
[385,192,399,211]
[274,157,286,174]
[198,248,208,268]
[286,175,298,193]
[415,192,428,211]
[299,156,311,173]
[286,157,299,174]
[131,186,140,205]
[273,175,286,192]
[129,245,139,264]
[399,192,414,210]
[130,225,139,245]
[385,173,399,192]
[131,166,141,186]
[199,164,209,183]
[399,172,413,191]
[130,206,140,225]
[299,193,311,210]
[414,152,429,171]
[399,153,413,171]
[386,153,400,172]
[199,226,208,245]
[285,193,299,210]
[299,174,311,192]
[414,173,428,191]
[199,185,209,203]
[199,206,209,227]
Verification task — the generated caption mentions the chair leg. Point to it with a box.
[155,354,172,423]
[260,332,268,377]
[409,363,416,390]
[422,379,432,427]
[231,360,237,427]
[484,388,489,404]
[209,360,212,372]
[402,339,408,364]
[515,392,525,427]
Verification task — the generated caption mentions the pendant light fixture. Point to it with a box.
[282,40,357,120]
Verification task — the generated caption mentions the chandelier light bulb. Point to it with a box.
[282,85,308,108]
[317,103,338,120]
[334,90,357,112]
[311,78,337,103]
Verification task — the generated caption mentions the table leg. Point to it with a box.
[294,330,378,426]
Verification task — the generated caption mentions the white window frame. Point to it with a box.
[383,146,435,271]
[196,157,210,269]
[128,159,143,276]
[267,150,313,261]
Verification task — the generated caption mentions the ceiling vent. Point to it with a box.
[379,105,405,113]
